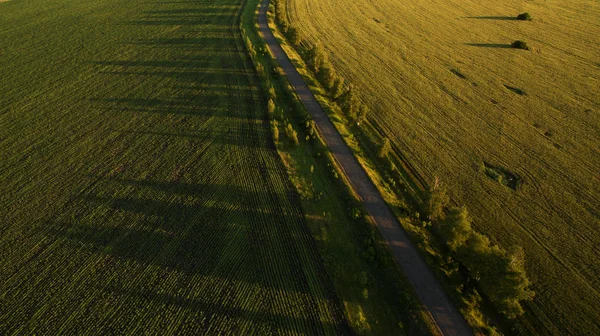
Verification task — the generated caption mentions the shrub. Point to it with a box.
[288,27,302,46]
[423,178,449,221]
[267,99,276,114]
[377,138,391,159]
[268,86,276,100]
[285,123,299,146]
[331,77,346,99]
[271,120,279,143]
[516,12,532,21]
[272,66,285,78]
[317,61,336,89]
[356,104,368,124]
[307,44,325,72]
[438,207,535,318]
[511,40,530,50]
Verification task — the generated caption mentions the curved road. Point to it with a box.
[257,1,473,335]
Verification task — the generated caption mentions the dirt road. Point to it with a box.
[257,1,473,335]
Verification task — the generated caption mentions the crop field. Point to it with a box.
[0,0,350,334]
[285,0,600,334]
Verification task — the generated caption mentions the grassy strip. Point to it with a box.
[240,1,438,335]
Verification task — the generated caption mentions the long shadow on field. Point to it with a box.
[464,43,513,48]
[50,175,348,334]
[464,16,518,20]
[76,3,351,333]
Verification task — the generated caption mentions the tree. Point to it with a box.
[267,99,276,114]
[307,44,325,72]
[271,120,279,143]
[356,104,368,124]
[478,246,535,318]
[331,77,346,100]
[288,27,302,46]
[340,86,359,118]
[285,123,299,146]
[317,60,336,89]
[377,138,391,159]
[423,177,450,221]
[440,207,472,252]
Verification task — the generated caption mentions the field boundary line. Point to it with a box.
[257,0,472,335]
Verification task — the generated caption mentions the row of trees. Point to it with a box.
[425,182,535,319]
[272,0,534,321]
[272,0,369,125]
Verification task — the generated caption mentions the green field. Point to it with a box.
[285,0,600,334]
[0,0,352,333]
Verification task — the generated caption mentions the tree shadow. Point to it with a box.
[464,16,518,20]
[48,175,351,333]
[464,43,513,49]
[61,0,353,332]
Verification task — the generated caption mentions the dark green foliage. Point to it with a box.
[511,40,530,50]
[339,85,360,120]
[272,120,280,142]
[307,43,325,73]
[377,138,391,159]
[331,77,347,100]
[267,98,276,114]
[423,178,449,221]
[285,123,299,146]
[516,12,532,21]
[438,207,535,319]
[288,27,302,46]
[268,86,277,100]
[317,60,336,89]
[356,104,368,124]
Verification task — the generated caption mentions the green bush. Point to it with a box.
[288,27,302,46]
[267,99,276,114]
[516,12,532,21]
[423,179,449,221]
[511,40,530,50]
[331,77,346,99]
[285,123,299,146]
[271,120,279,143]
[438,207,535,318]
[377,138,391,159]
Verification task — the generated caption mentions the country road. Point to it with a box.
[257,1,473,335]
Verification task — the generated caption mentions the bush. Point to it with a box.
[271,120,279,143]
[516,12,532,21]
[267,99,276,114]
[268,86,276,100]
[288,27,302,46]
[377,138,391,159]
[423,178,449,221]
[438,207,535,318]
[356,104,368,124]
[285,123,299,146]
[511,40,530,50]
[331,77,346,100]
[317,61,336,89]
[307,44,325,72]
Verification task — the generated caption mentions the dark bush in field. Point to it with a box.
[516,12,532,21]
[511,40,530,50]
